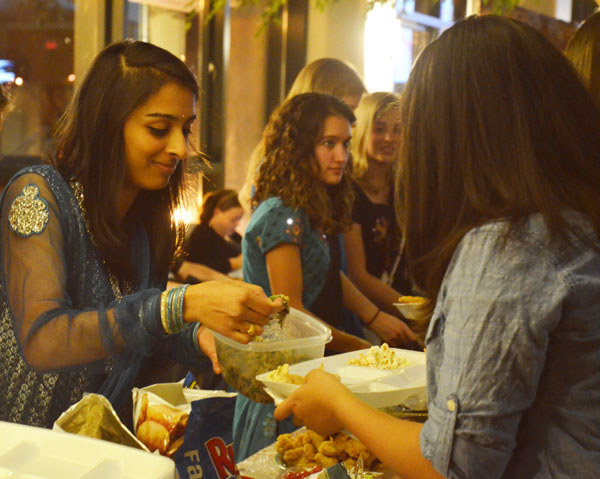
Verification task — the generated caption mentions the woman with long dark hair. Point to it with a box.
[275,16,600,478]
[0,40,281,428]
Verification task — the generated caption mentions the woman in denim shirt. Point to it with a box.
[275,15,600,479]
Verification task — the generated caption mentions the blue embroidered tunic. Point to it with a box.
[0,165,210,428]
[234,197,332,461]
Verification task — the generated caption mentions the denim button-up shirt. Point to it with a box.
[420,213,600,478]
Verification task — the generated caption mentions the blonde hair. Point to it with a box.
[565,11,600,107]
[351,92,401,180]
[241,58,366,210]
[286,58,367,100]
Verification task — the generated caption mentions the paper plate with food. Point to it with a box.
[393,295,427,320]
[256,344,426,409]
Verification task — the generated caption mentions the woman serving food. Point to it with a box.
[0,40,282,428]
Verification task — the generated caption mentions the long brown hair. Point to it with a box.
[397,15,600,318]
[565,11,600,107]
[241,58,366,210]
[51,40,199,284]
[253,93,356,236]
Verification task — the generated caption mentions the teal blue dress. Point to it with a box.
[0,165,211,427]
[234,197,332,461]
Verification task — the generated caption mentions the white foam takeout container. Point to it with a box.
[0,421,175,479]
[256,348,426,410]
[393,302,422,320]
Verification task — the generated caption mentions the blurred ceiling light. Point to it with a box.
[14,77,23,86]
[67,74,76,82]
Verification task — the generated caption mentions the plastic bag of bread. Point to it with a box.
[132,376,241,479]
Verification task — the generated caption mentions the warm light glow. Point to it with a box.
[364,3,404,92]
[14,76,23,86]
[67,73,76,82]
[179,54,186,62]
[172,206,194,225]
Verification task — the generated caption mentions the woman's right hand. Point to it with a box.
[183,280,283,343]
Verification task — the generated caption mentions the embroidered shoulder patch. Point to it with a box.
[8,184,50,237]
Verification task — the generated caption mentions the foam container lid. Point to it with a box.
[0,421,174,479]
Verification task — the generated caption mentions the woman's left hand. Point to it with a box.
[197,326,222,374]
[370,311,418,348]
[274,369,355,437]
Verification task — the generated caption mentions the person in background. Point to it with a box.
[233,92,417,461]
[239,57,367,211]
[0,40,282,428]
[565,10,600,106]
[275,15,600,479]
[345,92,418,346]
[176,189,243,282]
[240,57,368,340]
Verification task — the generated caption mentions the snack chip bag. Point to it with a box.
[174,395,240,479]
[133,377,241,479]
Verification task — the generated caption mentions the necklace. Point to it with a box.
[358,176,391,204]
[69,179,134,301]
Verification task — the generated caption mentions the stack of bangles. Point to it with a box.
[160,284,189,334]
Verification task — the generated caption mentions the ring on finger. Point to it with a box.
[247,324,256,336]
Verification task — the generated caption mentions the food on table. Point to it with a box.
[135,393,188,457]
[136,420,170,455]
[214,308,330,402]
[276,429,381,472]
[396,295,426,304]
[266,363,325,385]
[267,364,306,385]
[347,343,412,370]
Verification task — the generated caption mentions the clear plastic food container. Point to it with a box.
[212,308,332,402]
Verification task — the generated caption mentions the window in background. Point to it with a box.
[364,0,454,93]
[123,0,214,222]
[0,0,74,177]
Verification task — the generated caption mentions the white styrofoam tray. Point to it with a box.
[256,348,427,409]
[0,421,174,479]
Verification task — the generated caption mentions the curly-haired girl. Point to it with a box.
[234,92,417,460]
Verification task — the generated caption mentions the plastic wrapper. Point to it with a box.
[53,393,148,451]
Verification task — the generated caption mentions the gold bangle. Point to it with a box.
[160,290,171,334]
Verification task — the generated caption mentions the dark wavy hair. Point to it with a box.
[51,40,198,284]
[252,93,356,235]
[200,189,241,224]
[397,15,600,320]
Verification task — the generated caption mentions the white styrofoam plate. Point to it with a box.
[256,348,426,409]
[393,302,422,320]
[0,421,174,479]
